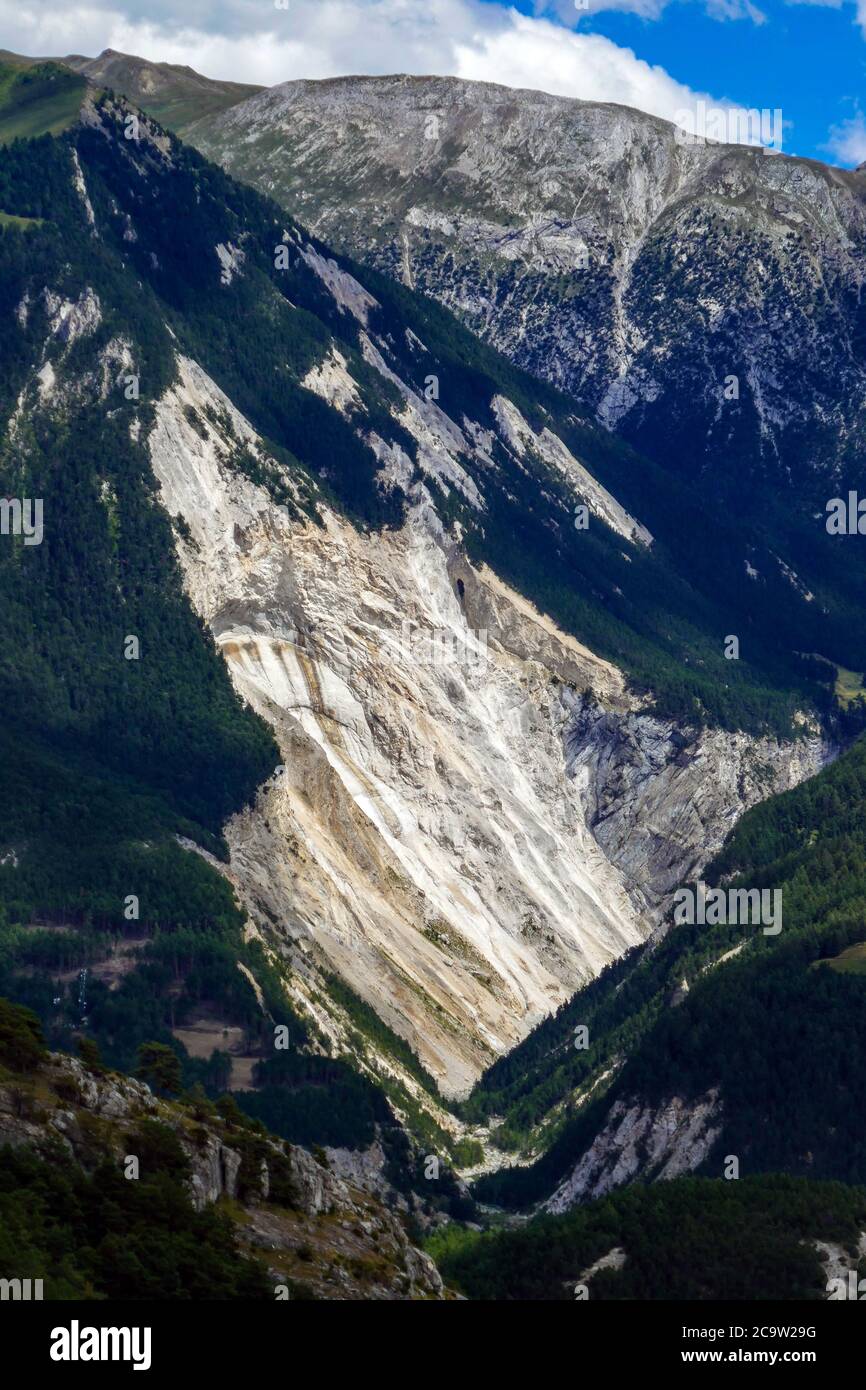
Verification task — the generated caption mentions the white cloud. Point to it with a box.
[704,0,767,22]
[0,0,735,126]
[538,0,670,21]
[539,0,766,20]
[824,111,866,166]
[454,14,720,123]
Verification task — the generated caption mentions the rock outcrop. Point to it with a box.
[545,1090,723,1212]
[0,1050,447,1300]
[563,698,832,917]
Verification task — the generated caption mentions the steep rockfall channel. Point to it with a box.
[148,350,830,1098]
[150,354,643,1098]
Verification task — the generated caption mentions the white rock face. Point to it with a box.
[491,395,652,546]
[42,287,102,346]
[7,292,131,429]
[817,1233,866,1298]
[360,331,484,509]
[576,1246,627,1288]
[545,1090,723,1212]
[301,346,364,417]
[149,354,649,1096]
[36,361,56,401]
[215,241,245,285]
[300,245,379,326]
[147,352,830,1097]
[70,148,96,230]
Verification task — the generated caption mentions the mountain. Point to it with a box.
[4,58,866,1302]
[0,48,260,141]
[3,66,855,1115]
[185,74,866,511]
[44,62,866,519]
[41,65,866,679]
[61,48,264,130]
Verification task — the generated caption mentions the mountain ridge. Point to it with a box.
[2,63,866,1267]
[0,69,840,1110]
[182,71,866,516]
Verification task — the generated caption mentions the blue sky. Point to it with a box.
[509,0,866,162]
[4,0,866,165]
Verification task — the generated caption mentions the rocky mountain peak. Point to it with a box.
[185,72,866,503]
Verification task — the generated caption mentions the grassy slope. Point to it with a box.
[0,210,40,227]
[124,82,263,134]
[59,50,264,135]
[0,62,86,143]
